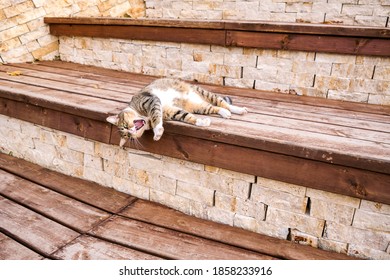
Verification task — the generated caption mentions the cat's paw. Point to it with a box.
[153,124,164,141]
[230,105,248,115]
[195,118,211,127]
[218,108,231,119]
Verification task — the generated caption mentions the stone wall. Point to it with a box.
[2,0,390,103]
[1,114,389,260]
[146,0,390,26]
[0,0,145,63]
[59,36,390,104]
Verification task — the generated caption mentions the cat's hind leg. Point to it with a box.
[194,85,248,115]
[165,106,211,127]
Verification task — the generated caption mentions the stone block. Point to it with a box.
[306,188,360,208]
[113,177,149,200]
[207,206,235,226]
[223,53,257,67]
[256,220,290,240]
[150,189,190,213]
[266,207,325,237]
[331,63,374,79]
[289,228,319,248]
[233,214,258,232]
[324,221,390,251]
[352,209,390,232]
[327,90,369,103]
[176,180,214,206]
[52,158,83,178]
[373,66,390,80]
[3,1,34,18]
[149,175,177,196]
[201,172,235,195]
[84,154,103,170]
[318,238,348,255]
[251,184,308,214]
[348,244,390,260]
[368,94,390,105]
[66,135,94,154]
[350,78,390,94]
[310,198,355,225]
[32,41,59,60]
[257,177,306,197]
[224,78,255,89]
[314,75,351,91]
[0,24,29,42]
[56,146,84,165]
[360,200,390,215]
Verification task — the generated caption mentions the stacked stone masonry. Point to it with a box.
[1,114,389,260]
[0,0,146,62]
[59,37,390,104]
[1,0,390,104]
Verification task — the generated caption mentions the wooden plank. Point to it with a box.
[0,169,111,232]
[0,232,44,260]
[0,97,112,143]
[44,17,390,38]
[140,118,390,174]
[121,200,355,260]
[32,61,390,117]
[36,61,155,85]
[2,64,140,95]
[226,31,390,56]
[0,69,132,103]
[224,21,390,38]
[233,98,390,130]
[0,196,79,255]
[44,17,226,30]
[117,131,390,204]
[0,153,136,213]
[91,216,277,260]
[44,17,390,56]
[0,79,124,122]
[201,83,390,116]
[49,24,226,46]
[53,235,162,260]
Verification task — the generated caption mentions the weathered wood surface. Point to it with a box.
[0,154,355,259]
[0,61,389,204]
[44,17,390,56]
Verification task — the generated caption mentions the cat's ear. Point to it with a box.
[106,115,119,126]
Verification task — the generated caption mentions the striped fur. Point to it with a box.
[106,78,248,147]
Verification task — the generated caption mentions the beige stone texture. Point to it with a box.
[325,221,390,251]
[267,207,325,237]
[352,210,390,232]
[251,184,308,214]
[318,238,348,255]
[310,198,355,225]
[306,188,360,208]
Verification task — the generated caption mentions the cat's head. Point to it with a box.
[106,108,148,147]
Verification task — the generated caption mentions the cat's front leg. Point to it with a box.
[153,122,164,141]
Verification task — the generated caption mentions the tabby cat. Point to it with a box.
[106,78,248,147]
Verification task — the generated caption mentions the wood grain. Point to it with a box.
[52,235,162,260]
[0,169,110,232]
[0,153,136,213]
[0,196,80,255]
[121,200,355,260]
[91,216,277,260]
[0,232,44,260]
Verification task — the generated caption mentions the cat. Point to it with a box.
[106,78,248,147]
